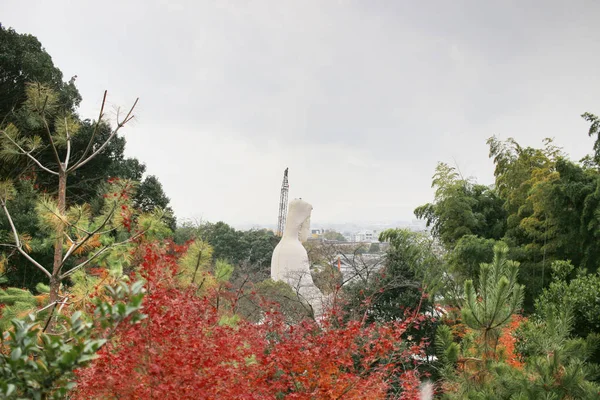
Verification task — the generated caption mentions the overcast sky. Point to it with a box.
[2,1,599,227]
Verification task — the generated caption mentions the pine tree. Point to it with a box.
[0,84,170,329]
[462,242,524,361]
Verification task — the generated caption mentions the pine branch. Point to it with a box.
[37,197,117,242]
[0,129,59,175]
[0,200,52,279]
[42,113,62,171]
[59,229,147,280]
[59,203,117,270]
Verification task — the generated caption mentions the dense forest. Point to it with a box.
[1,24,600,399]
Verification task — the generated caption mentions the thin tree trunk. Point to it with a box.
[50,169,67,304]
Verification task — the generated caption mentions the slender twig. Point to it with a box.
[39,295,69,334]
[231,274,251,313]
[42,117,62,170]
[36,298,67,314]
[69,97,138,172]
[70,91,107,170]
[56,298,68,317]
[41,302,59,333]
[63,230,75,248]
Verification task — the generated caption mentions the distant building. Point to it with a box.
[311,228,325,239]
[353,230,379,243]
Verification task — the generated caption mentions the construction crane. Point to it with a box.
[276,168,289,237]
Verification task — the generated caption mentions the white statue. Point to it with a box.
[271,198,324,317]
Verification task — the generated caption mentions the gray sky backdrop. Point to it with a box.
[2,1,599,227]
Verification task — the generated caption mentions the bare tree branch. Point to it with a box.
[70,90,107,170]
[36,298,68,314]
[42,115,62,170]
[1,200,52,278]
[68,97,138,172]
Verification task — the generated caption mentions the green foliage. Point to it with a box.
[1,81,174,299]
[177,238,214,287]
[343,229,442,325]
[0,124,40,164]
[0,179,49,289]
[380,229,445,298]
[173,221,198,244]
[535,261,600,339]
[435,325,460,366]
[543,159,600,270]
[368,242,380,253]
[496,308,600,399]
[415,126,600,398]
[177,221,280,283]
[0,280,145,399]
[0,26,174,297]
[0,283,47,330]
[415,162,506,249]
[448,235,497,284]
[311,263,342,295]
[322,230,346,241]
[196,222,241,261]
[136,208,173,240]
[214,259,234,283]
[35,282,49,294]
[66,121,146,205]
[68,270,100,311]
[17,177,170,279]
[582,112,600,165]
[134,175,176,230]
[462,243,524,356]
[0,23,81,123]
[0,180,16,202]
[437,247,600,399]
[487,136,562,261]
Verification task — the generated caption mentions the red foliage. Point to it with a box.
[74,243,424,399]
[497,315,525,369]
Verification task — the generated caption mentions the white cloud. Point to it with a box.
[1,0,599,226]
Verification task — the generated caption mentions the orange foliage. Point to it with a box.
[73,234,102,255]
[496,315,525,369]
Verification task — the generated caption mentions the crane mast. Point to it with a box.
[276,168,289,237]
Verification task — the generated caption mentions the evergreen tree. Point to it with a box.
[0,83,140,304]
[461,243,524,365]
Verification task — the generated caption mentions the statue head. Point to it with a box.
[285,198,313,242]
